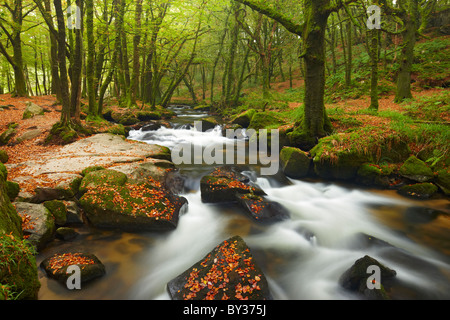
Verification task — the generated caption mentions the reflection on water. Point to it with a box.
[37,106,450,300]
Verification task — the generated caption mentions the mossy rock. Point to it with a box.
[79,169,128,193]
[81,166,106,176]
[279,147,311,179]
[6,181,20,201]
[398,183,438,199]
[231,109,256,128]
[248,111,284,130]
[137,111,162,121]
[435,169,450,196]
[44,200,68,226]
[80,182,187,232]
[339,255,396,300]
[0,234,40,300]
[0,149,8,163]
[55,227,79,241]
[399,156,434,182]
[356,163,394,187]
[0,127,16,146]
[194,117,219,132]
[0,164,22,237]
[22,102,44,119]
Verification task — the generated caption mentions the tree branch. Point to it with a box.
[233,0,304,36]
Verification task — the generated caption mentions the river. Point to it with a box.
[37,105,450,300]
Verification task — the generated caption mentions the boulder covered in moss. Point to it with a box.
[230,109,256,128]
[356,163,394,188]
[167,236,272,300]
[248,111,284,130]
[200,167,266,203]
[399,156,434,182]
[0,127,16,146]
[44,200,68,226]
[79,171,188,232]
[22,102,44,119]
[435,169,450,195]
[310,128,410,181]
[339,255,396,300]
[398,182,438,199]
[0,149,8,163]
[279,147,311,179]
[40,252,105,286]
[79,169,128,193]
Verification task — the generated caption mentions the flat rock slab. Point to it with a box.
[167,236,272,300]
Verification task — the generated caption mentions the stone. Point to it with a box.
[230,109,256,128]
[279,147,311,179]
[15,129,42,144]
[40,252,105,285]
[0,127,16,146]
[435,169,450,195]
[22,102,44,119]
[339,255,396,300]
[167,236,272,300]
[235,193,290,222]
[79,169,128,193]
[55,227,79,241]
[14,202,56,251]
[44,200,68,226]
[0,149,8,163]
[397,183,438,199]
[200,167,266,203]
[399,156,434,182]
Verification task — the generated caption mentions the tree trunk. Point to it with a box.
[86,0,98,117]
[395,14,416,102]
[369,28,380,110]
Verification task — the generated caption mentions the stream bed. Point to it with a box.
[37,106,450,300]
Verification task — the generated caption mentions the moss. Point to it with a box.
[231,109,256,128]
[248,111,284,130]
[79,169,128,193]
[398,183,438,199]
[137,111,162,121]
[44,200,67,226]
[0,128,16,146]
[81,166,105,176]
[0,166,22,237]
[0,234,40,300]
[106,124,127,137]
[435,170,450,195]
[6,181,20,201]
[399,156,434,182]
[0,150,8,163]
[357,163,394,187]
[279,147,311,179]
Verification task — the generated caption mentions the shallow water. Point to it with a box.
[37,106,450,300]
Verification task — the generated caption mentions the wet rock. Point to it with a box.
[235,193,290,222]
[40,252,105,285]
[356,163,394,188]
[194,118,219,132]
[339,255,396,300]
[435,169,450,196]
[167,236,272,300]
[0,149,8,163]
[79,174,188,232]
[397,183,438,199]
[43,200,68,226]
[200,167,266,203]
[55,227,79,241]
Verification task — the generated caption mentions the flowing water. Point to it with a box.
[37,106,450,300]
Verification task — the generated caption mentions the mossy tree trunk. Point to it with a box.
[0,0,28,97]
[86,0,98,118]
[235,0,357,149]
[369,28,380,110]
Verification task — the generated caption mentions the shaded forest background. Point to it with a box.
[0,0,449,146]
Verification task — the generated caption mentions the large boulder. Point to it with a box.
[435,169,450,195]
[397,182,438,199]
[399,156,434,182]
[310,128,410,181]
[79,172,188,232]
[40,252,105,286]
[230,109,256,128]
[167,236,272,300]
[356,163,395,188]
[279,147,311,179]
[200,167,265,203]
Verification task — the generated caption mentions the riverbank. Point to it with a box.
[1,92,449,300]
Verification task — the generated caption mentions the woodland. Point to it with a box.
[0,0,449,301]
